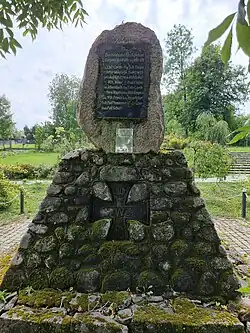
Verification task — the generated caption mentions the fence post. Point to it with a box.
[242,188,247,219]
[20,190,24,214]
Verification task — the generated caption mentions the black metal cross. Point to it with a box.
[92,182,149,240]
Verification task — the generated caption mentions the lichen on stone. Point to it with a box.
[91,219,111,240]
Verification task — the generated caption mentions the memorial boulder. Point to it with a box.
[77,22,164,153]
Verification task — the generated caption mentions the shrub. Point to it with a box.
[184,141,233,179]
[0,172,19,210]
[0,164,31,179]
[34,164,56,179]
[0,164,56,180]
[161,135,190,150]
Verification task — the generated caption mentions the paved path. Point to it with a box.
[0,220,30,255]
[214,218,250,256]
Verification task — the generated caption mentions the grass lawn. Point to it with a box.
[198,181,250,219]
[0,151,59,166]
[0,183,48,226]
[228,146,250,153]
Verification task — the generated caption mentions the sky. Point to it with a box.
[0,0,249,129]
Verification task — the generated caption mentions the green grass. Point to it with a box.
[228,146,250,153]
[0,183,47,225]
[0,151,59,166]
[198,181,250,219]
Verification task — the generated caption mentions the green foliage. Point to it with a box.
[0,164,55,180]
[229,125,250,144]
[0,95,14,141]
[41,135,55,152]
[184,141,233,178]
[0,290,10,303]
[204,0,250,70]
[0,0,88,57]
[195,113,230,145]
[209,120,230,145]
[184,45,249,132]
[163,24,196,91]
[195,113,217,140]
[163,44,249,135]
[161,135,189,150]
[48,74,81,134]
[0,171,19,210]
[165,118,185,137]
[205,13,236,50]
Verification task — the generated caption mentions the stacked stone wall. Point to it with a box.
[1,149,239,300]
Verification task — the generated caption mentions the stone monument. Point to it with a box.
[0,22,244,333]
[77,22,164,153]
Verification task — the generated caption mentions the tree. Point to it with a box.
[34,125,43,150]
[48,73,81,140]
[180,44,249,132]
[195,113,217,141]
[0,95,14,146]
[12,128,24,140]
[163,24,196,91]
[163,24,196,136]
[23,125,30,138]
[0,0,88,58]
[205,0,250,71]
[195,113,230,145]
[209,120,230,145]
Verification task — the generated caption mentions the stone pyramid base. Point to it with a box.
[1,149,239,300]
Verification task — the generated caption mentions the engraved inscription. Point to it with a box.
[96,43,150,119]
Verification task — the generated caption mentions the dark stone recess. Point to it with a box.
[1,149,239,301]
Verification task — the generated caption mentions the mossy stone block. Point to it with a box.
[102,271,131,292]
[29,269,49,289]
[137,271,165,294]
[50,267,74,289]
[76,269,100,292]
[171,269,194,292]
[91,219,111,241]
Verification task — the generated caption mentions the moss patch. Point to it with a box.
[6,306,67,324]
[18,289,90,312]
[18,289,74,308]
[98,241,148,259]
[101,291,129,305]
[91,219,111,240]
[133,297,241,327]
[185,257,206,271]
[171,239,189,257]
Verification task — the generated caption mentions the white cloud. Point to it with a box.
[0,0,249,129]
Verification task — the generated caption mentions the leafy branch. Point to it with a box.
[204,0,250,71]
[0,0,88,58]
